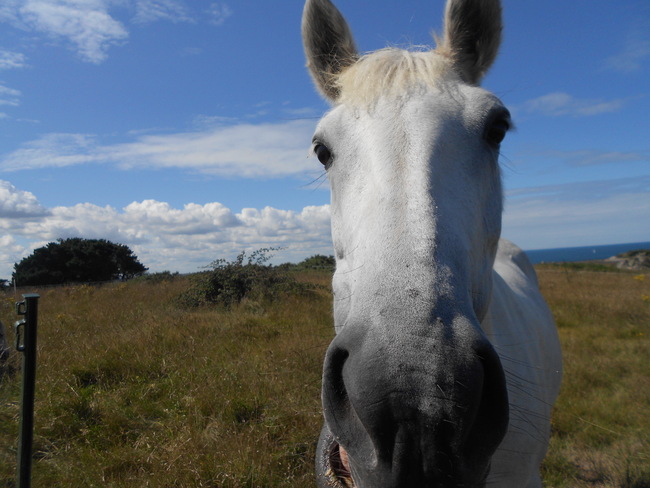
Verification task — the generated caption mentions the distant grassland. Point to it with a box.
[1,265,648,487]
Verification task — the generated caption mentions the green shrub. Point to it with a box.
[134,270,180,284]
[178,248,313,308]
[291,255,336,272]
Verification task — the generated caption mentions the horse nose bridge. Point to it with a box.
[321,314,509,484]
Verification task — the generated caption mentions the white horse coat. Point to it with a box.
[302,1,562,486]
[482,240,563,485]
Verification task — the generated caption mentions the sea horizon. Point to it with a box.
[524,241,650,265]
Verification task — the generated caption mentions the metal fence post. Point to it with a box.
[15,293,40,488]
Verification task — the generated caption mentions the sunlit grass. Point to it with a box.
[1,278,333,487]
[538,267,649,487]
[0,266,647,487]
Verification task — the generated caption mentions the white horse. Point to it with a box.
[301,0,562,486]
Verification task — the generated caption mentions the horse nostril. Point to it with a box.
[323,344,349,403]
[321,329,382,472]
[462,341,509,464]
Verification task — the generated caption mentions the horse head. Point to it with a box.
[303,0,513,486]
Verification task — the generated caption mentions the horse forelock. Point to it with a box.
[335,47,459,107]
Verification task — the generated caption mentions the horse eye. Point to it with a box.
[485,118,510,147]
[314,143,332,166]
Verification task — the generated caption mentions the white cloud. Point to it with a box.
[283,106,321,118]
[519,92,627,118]
[533,149,649,168]
[0,235,25,276]
[0,49,28,69]
[109,120,315,177]
[0,1,21,24]
[123,200,241,234]
[132,0,193,24]
[0,120,318,177]
[206,2,232,26]
[0,133,101,170]
[0,83,21,106]
[15,0,129,64]
[0,180,49,218]
[503,176,650,249]
[604,34,650,73]
[0,184,333,277]
[0,1,232,63]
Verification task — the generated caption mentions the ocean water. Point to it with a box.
[524,241,650,264]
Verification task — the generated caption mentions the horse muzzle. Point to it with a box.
[317,313,509,488]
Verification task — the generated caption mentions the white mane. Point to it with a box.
[335,48,458,106]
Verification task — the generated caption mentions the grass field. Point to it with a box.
[1,265,648,487]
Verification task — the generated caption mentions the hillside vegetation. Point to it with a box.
[12,238,147,286]
[1,265,648,487]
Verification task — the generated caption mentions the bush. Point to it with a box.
[178,249,312,308]
[12,238,148,286]
[294,255,336,272]
[134,271,180,284]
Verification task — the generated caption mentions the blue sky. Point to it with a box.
[1,0,649,279]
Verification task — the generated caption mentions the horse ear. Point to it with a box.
[302,0,358,101]
[438,0,502,85]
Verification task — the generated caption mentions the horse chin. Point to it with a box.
[318,432,491,488]
[316,421,495,488]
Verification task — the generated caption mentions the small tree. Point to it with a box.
[178,248,312,308]
[12,238,148,286]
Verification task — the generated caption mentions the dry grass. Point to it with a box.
[1,275,334,487]
[0,267,647,487]
[537,265,649,488]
